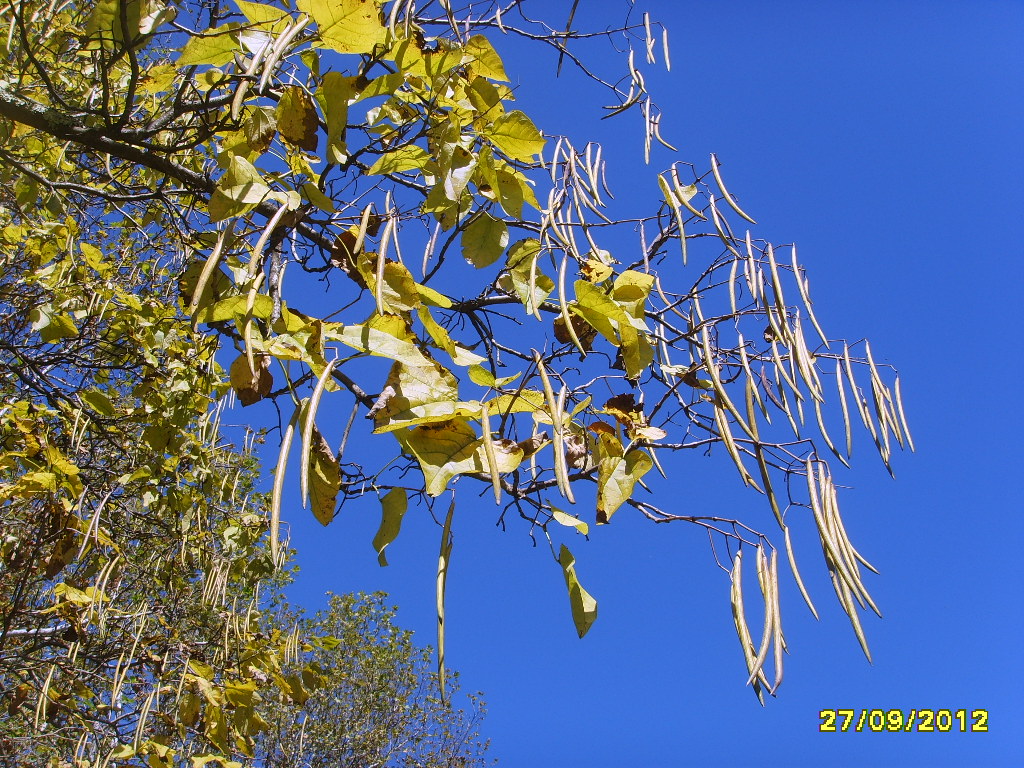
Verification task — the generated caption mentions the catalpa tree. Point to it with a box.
[0,0,911,726]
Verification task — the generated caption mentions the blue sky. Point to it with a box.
[276,1,1024,765]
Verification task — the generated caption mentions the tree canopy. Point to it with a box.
[0,0,912,760]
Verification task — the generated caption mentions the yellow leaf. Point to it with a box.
[308,427,340,525]
[299,0,386,54]
[559,545,597,638]
[396,419,524,496]
[462,212,508,268]
[276,86,319,152]
[372,488,407,566]
[465,35,508,82]
[487,110,545,162]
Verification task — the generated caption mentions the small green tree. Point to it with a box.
[256,593,489,768]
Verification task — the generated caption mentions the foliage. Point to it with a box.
[0,147,486,765]
[0,0,912,747]
[255,593,490,768]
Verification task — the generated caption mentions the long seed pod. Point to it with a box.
[714,404,757,488]
[814,396,849,468]
[534,351,575,503]
[747,379,783,527]
[728,256,739,317]
[710,153,757,224]
[300,360,340,507]
[783,525,819,619]
[738,335,769,420]
[746,546,775,687]
[670,166,705,219]
[791,245,829,346]
[258,15,310,93]
[558,252,587,355]
[765,245,790,339]
[188,221,235,321]
[744,230,762,306]
[480,401,501,504]
[657,173,688,264]
[730,551,767,704]
[270,402,302,566]
[769,550,785,691]
[894,376,915,451]
[835,357,853,458]
[707,194,743,260]
[698,318,754,438]
[437,497,455,702]
[230,35,272,120]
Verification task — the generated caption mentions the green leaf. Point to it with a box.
[177,25,239,67]
[317,72,357,163]
[571,280,653,380]
[558,545,597,638]
[462,212,508,268]
[195,294,274,324]
[372,488,407,566]
[418,307,486,367]
[501,238,553,312]
[234,0,289,26]
[298,0,386,54]
[551,506,589,535]
[415,283,453,308]
[395,419,524,496]
[80,389,115,417]
[467,365,521,388]
[209,156,271,221]
[326,317,431,367]
[594,433,653,524]
[276,85,319,152]
[486,110,545,162]
[372,360,461,432]
[301,182,335,213]
[364,258,422,314]
[31,305,78,342]
[368,145,431,175]
[465,35,508,82]
[308,426,340,525]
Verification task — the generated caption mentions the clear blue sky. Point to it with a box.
[277,1,1024,765]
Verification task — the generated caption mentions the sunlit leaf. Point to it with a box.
[177,25,239,67]
[465,35,508,82]
[372,488,407,566]
[487,110,545,162]
[299,0,386,54]
[368,145,431,175]
[462,212,508,268]
[308,427,340,525]
[276,85,319,152]
[594,433,653,524]
[551,506,589,535]
[395,419,524,496]
[558,545,597,638]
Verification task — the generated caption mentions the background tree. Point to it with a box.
[0,1,912,750]
[0,182,487,764]
[256,593,489,768]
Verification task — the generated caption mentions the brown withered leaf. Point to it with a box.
[564,432,588,469]
[553,313,598,350]
[516,432,550,458]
